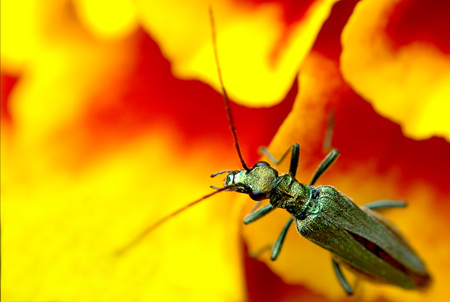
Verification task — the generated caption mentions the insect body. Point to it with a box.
[206,7,430,293]
[120,7,431,296]
[215,144,431,294]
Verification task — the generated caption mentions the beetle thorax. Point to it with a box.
[269,174,312,217]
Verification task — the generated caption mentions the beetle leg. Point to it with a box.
[310,149,340,186]
[249,243,272,258]
[323,109,335,153]
[250,144,299,259]
[332,258,354,295]
[259,144,300,177]
[363,200,407,210]
[271,217,294,260]
[244,204,274,224]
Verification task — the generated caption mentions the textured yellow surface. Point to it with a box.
[341,0,450,140]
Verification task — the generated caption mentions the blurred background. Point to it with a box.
[2,0,450,301]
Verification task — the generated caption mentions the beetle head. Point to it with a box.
[213,161,278,201]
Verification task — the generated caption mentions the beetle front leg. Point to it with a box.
[259,143,300,177]
[244,204,274,224]
[332,258,354,295]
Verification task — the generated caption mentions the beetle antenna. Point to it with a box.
[115,184,245,256]
[209,7,250,171]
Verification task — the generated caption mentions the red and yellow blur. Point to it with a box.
[2,0,449,301]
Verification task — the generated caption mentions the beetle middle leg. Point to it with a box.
[247,147,341,261]
[271,148,340,260]
[270,217,294,260]
[332,258,354,295]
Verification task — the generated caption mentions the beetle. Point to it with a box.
[212,143,431,294]
[119,7,431,295]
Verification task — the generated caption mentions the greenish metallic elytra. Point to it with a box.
[118,7,432,296]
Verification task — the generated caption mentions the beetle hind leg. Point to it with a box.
[332,258,354,295]
[363,199,407,210]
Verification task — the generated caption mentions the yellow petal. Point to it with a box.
[1,0,44,72]
[1,3,248,300]
[73,0,139,39]
[137,0,339,106]
[341,0,450,140]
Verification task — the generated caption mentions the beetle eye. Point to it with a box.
[249,190,267,201]
[226,174,234,185]
[253,161,270,168]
